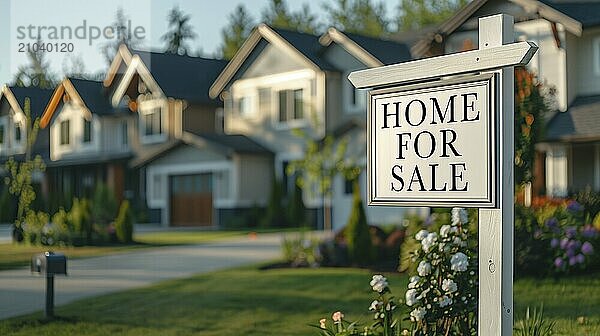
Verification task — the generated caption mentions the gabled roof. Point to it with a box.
[412,0,599,58]
[544,94,600,142]
[132,51,228,104]
[41,78,126,129]
[210,24,412,99]
[130,132,272,168]
[1,86,53,118]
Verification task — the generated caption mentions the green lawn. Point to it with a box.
[0,230,267,271]
[0,266,598,336]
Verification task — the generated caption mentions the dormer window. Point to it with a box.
[143,107,162,136]
[14,122,22,143]
[139,99,167,144]
[83,118,92,143]
[278,89,304,122]
[0,124,5,145]
[60,120,70,145]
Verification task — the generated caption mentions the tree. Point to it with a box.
[12,38,57,89]
[100,7,144,65]
[324,0,390,37]
[514,67,548,186]
[262,0,319,33]
[397,0,468,32]
[345,180,373,265]
[3,98,46,242]
[220,5,255,60]
[162,6,197,55]
[115,200,134,243]
[288,129,361,231]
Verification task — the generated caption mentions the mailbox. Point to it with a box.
[31,251,67,275]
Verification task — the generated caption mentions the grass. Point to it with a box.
[0,266,598,336]
[0,229,279,271]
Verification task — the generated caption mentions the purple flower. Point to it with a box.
[567,247,576,258]
[545,218,558,229]
[575,254,585,264]
[550,238,559,248]
[554,257,564,269]
[582,242,594,255]
[582,225,598,239]
[566,200,583,213]
[560,238,569,249]
[565,226,577,239]
[569,256,578,266]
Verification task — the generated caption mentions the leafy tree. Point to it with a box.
[324,0,390,37]
[262,0,320,33]
[514,67,548,186]
[220,5,255,60]
[288,129,361,231]
[13,38,57,89]
[345,180,373,265]
[397,0,468,32]
[100,7,144,65]
[3,98,46,242]
[162,6,197,55]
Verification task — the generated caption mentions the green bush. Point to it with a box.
[261,177,287,228]
[92,183,117,228]
[281,232,321,267]
[70,198,92,244]
[345,180,373,266]
[115,200,134,243]
[22,210,50,245]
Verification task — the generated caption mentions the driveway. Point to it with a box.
[0,233,281,319]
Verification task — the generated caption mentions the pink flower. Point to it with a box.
[319,318,326,329]
[332,311,344,323]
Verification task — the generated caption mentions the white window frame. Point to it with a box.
[81,117,93,145]
[59,119,71,146]
[594,36,600,76]
[273,83,310,130]
[139,99,168,145]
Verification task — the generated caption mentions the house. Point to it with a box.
[209,24,427,230]
[412,0,600,198]
[0,85,53,215]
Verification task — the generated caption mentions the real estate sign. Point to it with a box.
[368,74,496,207]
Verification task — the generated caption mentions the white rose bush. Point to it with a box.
[405,208,477,335]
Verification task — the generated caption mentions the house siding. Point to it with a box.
[574,27,600,97]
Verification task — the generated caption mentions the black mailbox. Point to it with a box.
[31,251,67,275]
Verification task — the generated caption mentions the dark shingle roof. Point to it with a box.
[545,95,600,141]
[342,32,412,65]
[191,132,273,154]
[270,27,337,71]
[68,78,117,115]
[134,51,228,104]
[8,86,53,118]
[540,0,600,28]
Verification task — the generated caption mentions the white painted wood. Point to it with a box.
[478,14,514,336]
[348,41,537,89]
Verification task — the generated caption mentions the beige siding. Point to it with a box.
[243,44,306,79]
[235,153,272,205]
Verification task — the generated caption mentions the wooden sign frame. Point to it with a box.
[348,14,538,336]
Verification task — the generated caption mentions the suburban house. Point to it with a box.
[98,46,273,227]
[0,85,53,214]
[412,0,600,198]
[209,24,426,230]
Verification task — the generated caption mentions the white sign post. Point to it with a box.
[348,14,537,336]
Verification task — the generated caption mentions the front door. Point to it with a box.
[170,173,213,227]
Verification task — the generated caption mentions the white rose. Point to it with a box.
[451,252,469,272]
[439,295,453,307]
[370,274,389,293]
[451,208,468,225]
[417,261,432,276]
[405,289,418,306]
[440,225,451,238]
[415,229,428,241]
[421,232,438,253]
[410,307,427,322]
[369,300,379,311]
[441,278,457,293]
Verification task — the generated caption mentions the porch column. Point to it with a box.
[545,144,569,197]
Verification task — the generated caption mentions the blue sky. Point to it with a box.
[0,0,399,85]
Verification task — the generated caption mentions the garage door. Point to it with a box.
[170,174,213,227]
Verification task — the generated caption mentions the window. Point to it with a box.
[14,122,22,143]
[121,121,128,145]
[344,178,355,195]
[278,89,304,123]
[258,88,271,114]
[238,96,253,117]
[594,37,600,75]
[83,118,92,143]
[60,120,70,145]
[0,124,4,145]
[143,107,162,136]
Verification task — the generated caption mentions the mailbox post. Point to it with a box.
[31,251,67,318]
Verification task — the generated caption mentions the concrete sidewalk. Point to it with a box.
[0,233,281,319]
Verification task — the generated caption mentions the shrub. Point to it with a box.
[115,200,134,243]
[22,210,50,245]
[345,181,373,266]
[514,306,556,336]
[261,177,287,228]
[70,198,92,244]
[91,183,117,228]
[281,232,321,267]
